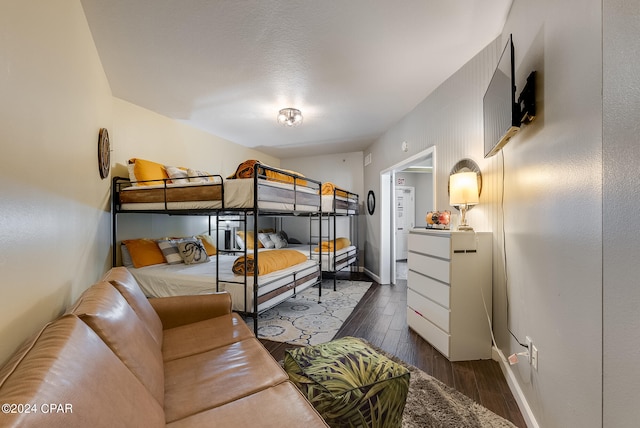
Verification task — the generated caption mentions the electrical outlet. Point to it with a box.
[531,345,538,370]
[526,336,533,363]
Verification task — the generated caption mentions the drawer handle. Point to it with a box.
[453,250,477,254]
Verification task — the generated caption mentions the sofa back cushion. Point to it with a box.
[0,315,165,428]
[70,282,165,407]
[102,267,164,345]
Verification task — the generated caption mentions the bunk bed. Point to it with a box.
[111,160,323,333]
[265,182,359,290]
[307,183,359,290]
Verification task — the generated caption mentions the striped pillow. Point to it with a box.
[156,239,183,265]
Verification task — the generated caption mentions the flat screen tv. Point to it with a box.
[483,34,520,158]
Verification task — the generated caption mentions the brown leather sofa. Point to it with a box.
[0,267,328,427]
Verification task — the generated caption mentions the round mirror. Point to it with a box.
[367,190,375,215]
[448,158,482,211]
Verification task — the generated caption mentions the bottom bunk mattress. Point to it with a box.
[127,254,319,313]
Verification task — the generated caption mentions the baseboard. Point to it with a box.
[363,268,381,283]
[492,346,540,428]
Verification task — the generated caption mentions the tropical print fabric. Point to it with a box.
[284,337,410,428]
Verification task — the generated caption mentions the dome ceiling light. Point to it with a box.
[277,108,303,127]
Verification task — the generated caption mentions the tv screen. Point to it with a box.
[484,35,520,158]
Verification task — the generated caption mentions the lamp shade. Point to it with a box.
[449,172,479,206]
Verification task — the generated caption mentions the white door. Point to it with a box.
[395,186,415,260]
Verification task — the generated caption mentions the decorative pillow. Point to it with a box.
[122,239,166,268]
[129,158,169,186]
[268,232,288,249]
[187,168,214,183]
[236,231,263,249]
[177,237,210,265]
[156,239,183,265]
[164,166,189,185]
[196,234,217,256]
[127,163,139,187]
[120,244,134,268]
[258,233,275,249]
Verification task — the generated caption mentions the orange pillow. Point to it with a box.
[129,158,169,186]
[197,235,218,256]
[122,239,165,268]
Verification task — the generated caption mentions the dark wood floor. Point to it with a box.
[261,272,526,427]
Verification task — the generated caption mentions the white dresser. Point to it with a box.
[407,229,492,361]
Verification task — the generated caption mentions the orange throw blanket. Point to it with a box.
[314,237,351,253]
[228,160,307,185]
[321,182,349,197]
[232,249,308,276]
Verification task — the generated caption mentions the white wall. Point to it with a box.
[0,1,280,365]
[363,0,604,426]
[280,152,365,255]
[111,98,279,243]
[602,0,640,425]
[0,0,113,364]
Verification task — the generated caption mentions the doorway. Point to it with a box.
[380,147,435,284]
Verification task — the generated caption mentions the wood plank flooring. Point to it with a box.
[260,272,526,427]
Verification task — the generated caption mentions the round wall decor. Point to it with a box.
[98,128,110,179]
[367,190,376,215]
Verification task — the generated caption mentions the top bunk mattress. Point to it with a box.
[117,178,321,212]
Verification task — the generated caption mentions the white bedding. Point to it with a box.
[128,254,319,312]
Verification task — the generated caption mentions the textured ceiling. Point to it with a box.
[80,0,512,158]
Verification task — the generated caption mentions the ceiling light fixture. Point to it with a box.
[277,108,303,127]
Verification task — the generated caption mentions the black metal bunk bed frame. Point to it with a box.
[315,186,359,290]
[110,163,323,334]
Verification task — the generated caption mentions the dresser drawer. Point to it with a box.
[407,308,450,357]
[408,251,450,284]
[408,232,450,259]
[407,288,450,332]
[407,270,450,308]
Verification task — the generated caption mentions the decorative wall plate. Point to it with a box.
[98,128,110,179]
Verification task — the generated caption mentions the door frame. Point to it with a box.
[379,146,436,284]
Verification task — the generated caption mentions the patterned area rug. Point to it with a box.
[370,343,517,428]
[252,279,371,346]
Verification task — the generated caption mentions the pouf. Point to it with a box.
[284,337,410,428]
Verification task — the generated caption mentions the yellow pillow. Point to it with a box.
[122,239,165,268]
[129,158,169,186]
[197,234,218,256]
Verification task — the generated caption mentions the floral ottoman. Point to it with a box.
[284,337,410,428]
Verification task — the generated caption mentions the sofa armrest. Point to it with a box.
[148,292,232,330]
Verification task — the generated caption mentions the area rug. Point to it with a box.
[372,344,517,428]
[252,279,371,346]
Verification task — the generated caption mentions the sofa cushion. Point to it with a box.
[70,282,165,407]
[163,338,288,423]
[102,266,164,346]
[167,382,329,428]
[0,315,165,428]
[162,313,254,362]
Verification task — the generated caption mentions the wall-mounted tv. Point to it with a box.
[484,34,520,158]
